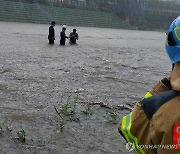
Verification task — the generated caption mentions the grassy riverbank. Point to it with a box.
[0,0,135,29]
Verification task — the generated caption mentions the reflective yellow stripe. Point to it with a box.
[121,113,145,154]
[174,26,180,41]
[128,113,144,154]
[144,92,153,98]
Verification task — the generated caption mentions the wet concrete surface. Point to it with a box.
[0,21,171,154]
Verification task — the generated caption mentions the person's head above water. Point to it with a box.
[73,29,76,33]
[62,25,67,30]
[51,21,56,26]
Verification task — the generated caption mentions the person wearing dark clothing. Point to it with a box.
[48,21,56,44]
[60,25,68,45]
[69,29,78,45]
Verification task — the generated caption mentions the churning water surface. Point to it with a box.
[0,21,170,154]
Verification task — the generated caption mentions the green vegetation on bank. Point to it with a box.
[0,0,135,29]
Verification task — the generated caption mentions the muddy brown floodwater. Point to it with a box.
[0,21,171,154]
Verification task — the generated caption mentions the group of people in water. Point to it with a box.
[48,21,78,45]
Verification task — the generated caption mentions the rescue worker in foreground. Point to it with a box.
[48,21,56,44]
[118,16,180,154]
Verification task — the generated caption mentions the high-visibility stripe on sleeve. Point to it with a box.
[144,92,153,98]
[121,113,145,154]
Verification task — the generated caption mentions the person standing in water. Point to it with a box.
[60,25,68,45]
[69,29,78,45]
[48,21,56,44]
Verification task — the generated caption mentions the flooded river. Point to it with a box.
[0,21,171,154]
